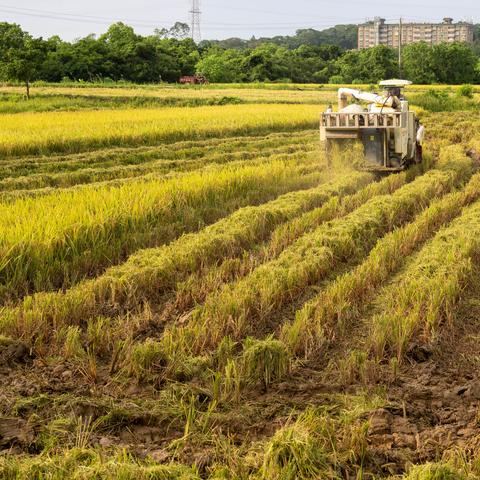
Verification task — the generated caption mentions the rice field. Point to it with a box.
[0,82,478,113]
[0,84,336,106]
[1,85,480,480]
[0,104,320,157]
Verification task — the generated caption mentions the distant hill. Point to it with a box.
[205,23,480,53]
[203,24,358,51]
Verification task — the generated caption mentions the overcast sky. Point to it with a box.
[1,0,477,41]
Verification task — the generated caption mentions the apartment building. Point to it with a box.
[358,17,474,49]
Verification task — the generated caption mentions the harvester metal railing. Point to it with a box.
[321,112,405,129]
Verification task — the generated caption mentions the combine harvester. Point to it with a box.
[321,79,425,171]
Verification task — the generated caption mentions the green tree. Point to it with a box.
[196,48,242,82]
[402,42,436,84]
[0,23,46,98]
[336,45,398,83]
[475,60,480,83]
[40,36,67,82]
[65,35,111,81]
[150,41,180,82]
[212,24,358,50]
[155,22,190,40]
[241,44,290,82]
[292,25,357,49]
[170,38,199,77]
[100,23,138,80]
[286,45,332,83]
[432,42,477,84]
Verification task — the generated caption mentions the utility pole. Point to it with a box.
[190,0,201,43]
[398,17,403,77]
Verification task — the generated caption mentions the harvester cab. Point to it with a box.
[320,79,425,171]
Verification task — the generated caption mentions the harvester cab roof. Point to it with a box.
[379,79,413,101]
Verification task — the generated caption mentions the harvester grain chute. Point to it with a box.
[320,79,425,171]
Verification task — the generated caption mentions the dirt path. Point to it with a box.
[299,289,480,476]
[370,298,480,465]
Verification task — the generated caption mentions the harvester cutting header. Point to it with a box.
[321,80,425,171]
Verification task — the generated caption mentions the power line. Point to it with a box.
[0,5,385,29]
[0,3,430,26]
[0,8,348,31]
[0,4,168,25]
[0,3,472,38]
[0,4,374,31]
[0,5,168,28]
[0,4,348,28]
[0,3,471,28]
[0,2,476,26]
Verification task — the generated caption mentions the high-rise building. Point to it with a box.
[358,17,474,50]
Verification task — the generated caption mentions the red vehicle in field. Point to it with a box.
[179,74,209,85]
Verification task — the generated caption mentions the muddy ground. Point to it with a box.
[1,292,480,478]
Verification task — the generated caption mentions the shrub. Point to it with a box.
[328,75,345,85]
[457,84,474,99]
[410,89,475,112]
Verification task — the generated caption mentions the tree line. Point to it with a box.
[0,21,479,97]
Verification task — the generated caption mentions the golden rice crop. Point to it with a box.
[266,167,420,257]
[285,163,480,357]
[0,130,317,182]
[0,170,372,347]
[0,450,199,480]
[152,169,420,327]
[35,168,421,362]
[0,157,320,302]
[0,104,320,157]
[0,84,336,105]
[368,193,480,361]
[179,153,472,354]
[3,92,480,480]
[2,83,472,103]
[0,142,318,192]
